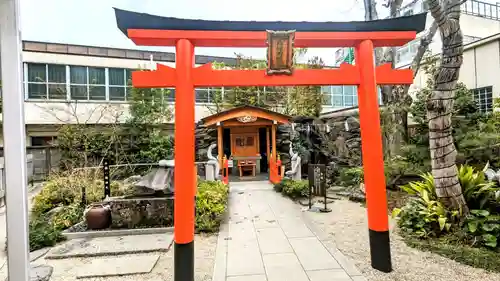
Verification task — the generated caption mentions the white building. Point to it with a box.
[5,40,355,147]
[13,1,500,147]
[413,33,500,114]
[393,0,500,116]
[395,0,500,68]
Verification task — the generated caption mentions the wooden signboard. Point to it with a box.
[266,30,295,75]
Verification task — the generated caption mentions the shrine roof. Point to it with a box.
[200,105,291,127]
[114,8,427,35]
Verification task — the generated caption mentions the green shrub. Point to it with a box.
[51,204,85,231]
[29,214,65,251]
[392,197,458,238]
[280,179,309,199]
[464,210,500,248]
[32,171,129,216]
[30,171,130,250]
[400,144,430,166]
[195,180,229,233]
[339,167,364,187]
[394,165,500,240]
[459,165,500,211]
[399,172,436,198]
[273,179,285,193]
[384,155,430,188]
[393,173,457,238]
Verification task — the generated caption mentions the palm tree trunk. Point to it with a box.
[426,0,468,213]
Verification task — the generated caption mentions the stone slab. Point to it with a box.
[46,233,173,259]
[321,240,363,277]
[76,254,159,278]
[289,237,341,271]
[351,276,368,281]
[256,228,293,254]
[62,227,174,240]
[226,246,264,276]
[30,248,49,262]
[306,269,353,281]
[263,253,309,281]
[278,218,315,238]
[226,275,267,281]
[6,264,53,281]
[212,223,229,281]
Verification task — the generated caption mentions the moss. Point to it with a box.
[403,234,500,273]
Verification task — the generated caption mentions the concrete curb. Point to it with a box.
[46,247,170,260]
[62,227,174,240]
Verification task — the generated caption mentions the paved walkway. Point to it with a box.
[212,181,366,281]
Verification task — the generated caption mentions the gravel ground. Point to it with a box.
[303,199,500,281]
[0,234,217,281]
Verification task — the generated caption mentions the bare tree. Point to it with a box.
[362,0,440,156]
[425,0,468,212]
[362,0,467,211]
[35,100,127,168]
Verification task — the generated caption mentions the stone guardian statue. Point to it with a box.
[285,142,302,180]
[206,143,220,180]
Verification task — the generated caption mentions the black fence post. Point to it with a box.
[103,158,111,199]
[45,146,52,178]
[308,165,313,209]
[81,186,87,207]
[318,164,331,213]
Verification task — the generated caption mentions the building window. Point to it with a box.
[321,86,333,106]
[403,10,413,16]
[343,86,357,107]
[472,86,493,113]
[26,63,67,99]
[26,64,136,102]
[109,68,132,101]
[30,136,57,147]
[463,35,481,44]
[196,88,210,103]
[195,88,223,103]
[395,39,421,66]
[69,66,106,101]
[88,67,106,100]
[164,88,175,102]
[321,85,358,107]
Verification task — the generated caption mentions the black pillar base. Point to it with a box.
[368,229,392,273]
[174,241,194,281]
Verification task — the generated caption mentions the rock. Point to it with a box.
[123,175,142,185]
[158,160,174,167]
[108,198,174,229]
[133,166,174,196]
[31,265,53,281]
[45,206,64,217]
[30,248,50,262]
[5,264,54,281]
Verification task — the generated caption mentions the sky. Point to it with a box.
[20,0,376,65]
[20,0,500,65]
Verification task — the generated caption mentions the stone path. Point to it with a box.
[212,181,367,281]
[46,233,173,259]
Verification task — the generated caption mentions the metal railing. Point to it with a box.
[462,0,500,20]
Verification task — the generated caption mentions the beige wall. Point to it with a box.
[23,51,175,69]
[410,36,500,101]
[21,51,222,125]
[395,13,500,68]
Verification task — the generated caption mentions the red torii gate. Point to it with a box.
[114,8,426,281]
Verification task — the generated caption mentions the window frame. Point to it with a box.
[472,86,493,113]
[25,64,136,102]
[25,63,69,100]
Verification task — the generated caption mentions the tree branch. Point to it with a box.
[411,20,438,78]
[426,0,448,27]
